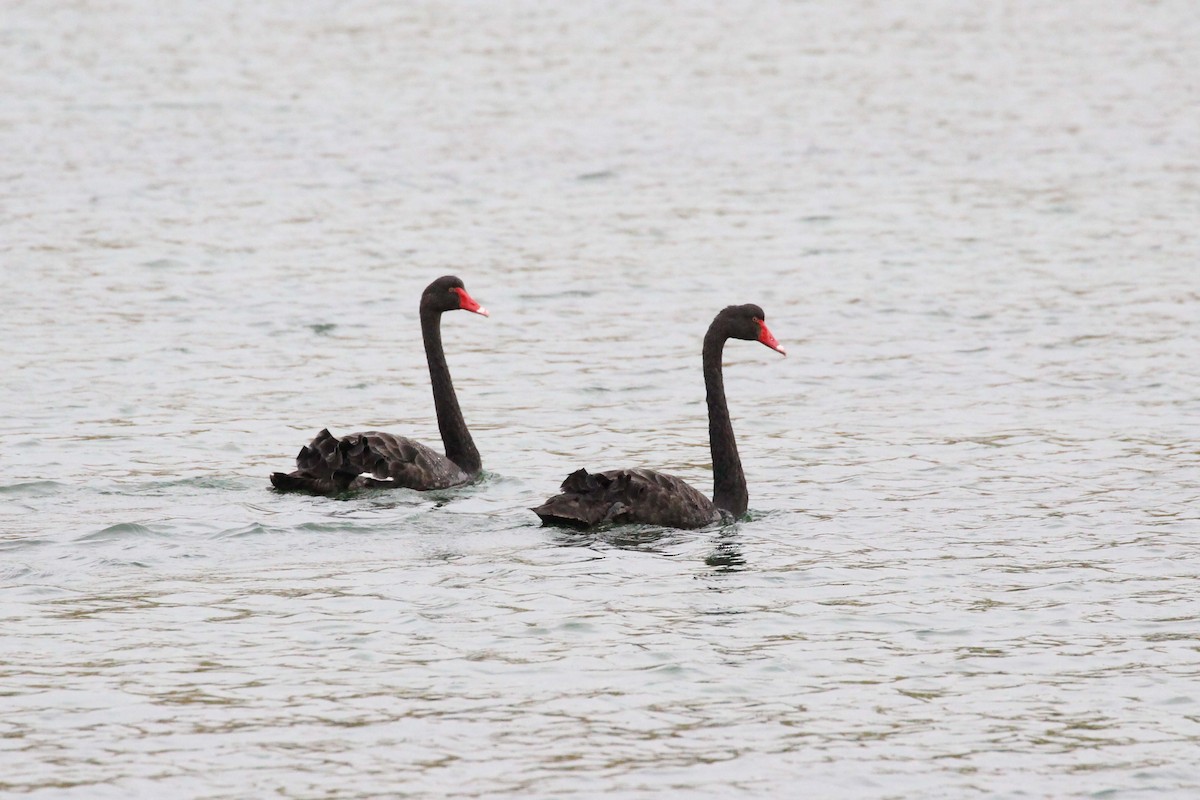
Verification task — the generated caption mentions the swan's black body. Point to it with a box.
[270,276,487,495]
[533,467,720,529]
[532,304,784,529]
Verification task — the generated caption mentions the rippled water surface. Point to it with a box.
[3,1,1200,797]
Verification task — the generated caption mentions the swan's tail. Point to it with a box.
[531,469,615,528]
[268,429,361,495]
[269,471,351,495]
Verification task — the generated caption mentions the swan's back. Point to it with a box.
[532,467,717,529]
[270,429,471,495]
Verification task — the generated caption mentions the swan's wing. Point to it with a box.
[532,467,716,529]
[271,429,470,494]
[339,431,472,488]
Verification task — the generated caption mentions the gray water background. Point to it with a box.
[2,1,1199,797]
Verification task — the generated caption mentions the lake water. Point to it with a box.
[3,1,1199,797]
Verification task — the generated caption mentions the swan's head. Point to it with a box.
[424,275,489,317]
[719,304,785,356]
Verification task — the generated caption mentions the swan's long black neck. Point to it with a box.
[421,307,481,476]
[702,325,748,517]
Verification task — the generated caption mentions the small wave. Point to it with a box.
[212,522,287,539]
[121,476,255,495]
[0,564,35,581]
[0,537,53,553]
[294,521,371,534]
[77,522,164,542]
[0,480,67,497]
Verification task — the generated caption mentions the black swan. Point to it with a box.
[270,275,489,495]
[532,303,784,529]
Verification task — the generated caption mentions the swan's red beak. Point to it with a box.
[453,287,489,317]
[756,319,786,355]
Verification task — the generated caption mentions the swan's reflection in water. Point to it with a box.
[547,525,691,553]
[547,524,746,571]
[704,531,746,573]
